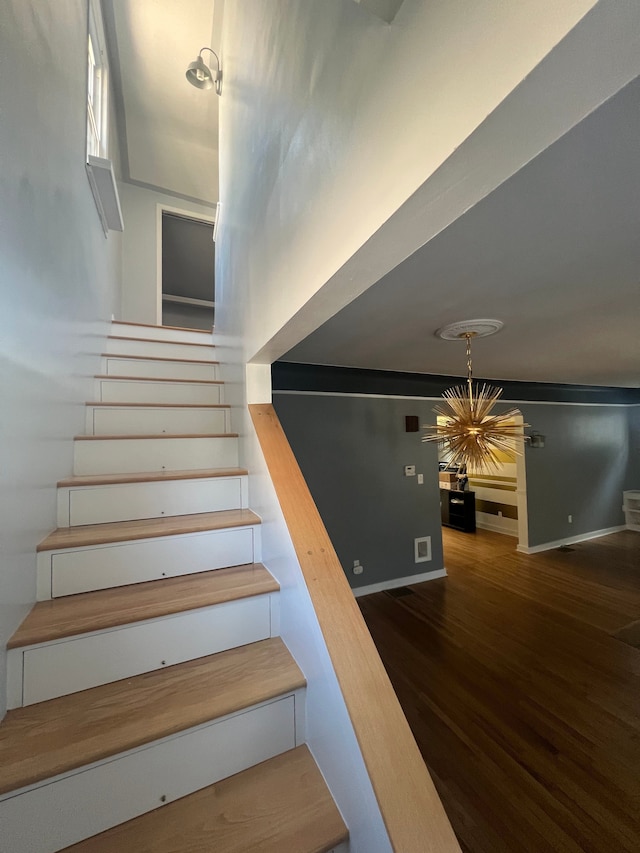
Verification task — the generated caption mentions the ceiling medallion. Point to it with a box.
[422,321,528,472]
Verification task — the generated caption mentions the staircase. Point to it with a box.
[0,321,348,853]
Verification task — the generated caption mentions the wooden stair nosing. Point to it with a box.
[74,432,238,441]
[8,564,277,648]
[37,508,261,552]
[57,467,248,488]
[102,353,219,365]
[84,402,230,409]
[95,375,224,385]
[112,320,212,335]
[0,638,305,797]
[107,335,215,350]
[60,746,348,853]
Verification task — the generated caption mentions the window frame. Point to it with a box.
[86,0,109,161]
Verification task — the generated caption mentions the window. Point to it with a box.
[87,0,108,159]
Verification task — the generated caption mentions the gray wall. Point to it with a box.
[118,183,215,325]
[626,406,640,490]
[273,394,445,590]
[0,0,122,717]
[275,391,636,583]
[162,302,213,331]
[520,403,631,546]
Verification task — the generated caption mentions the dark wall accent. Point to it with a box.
[273,362,640,405]
[519,403,630,545]
[162,301,213,331]
[162,213,214,302]
[625,406,640,490]
[273,393,445,589]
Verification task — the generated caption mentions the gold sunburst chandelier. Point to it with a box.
[422,321,528,472]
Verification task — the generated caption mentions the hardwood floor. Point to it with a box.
[358,528,640,852]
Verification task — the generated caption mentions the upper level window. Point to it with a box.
[87,0,109,159]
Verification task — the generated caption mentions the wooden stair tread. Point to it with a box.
[85,402,230,408]
[108,335,215,349]
[0,638,304,797]
[112,320,212,335]
[94,374,223,385]
[8,564,277,648]
[57,467,248,488]
[37,508,261,552]
[102,352,219,365]
[75,432,237,441]
[61,746,348,853]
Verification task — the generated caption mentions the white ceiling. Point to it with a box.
[104,2,639,388]
[106,0,220,204]
[283,75,640,388]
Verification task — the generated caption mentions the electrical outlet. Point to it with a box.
[404,465,416,477]
[353,559,364,575]
[417,473,424,484]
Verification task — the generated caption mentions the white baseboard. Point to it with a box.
[352,568,447,598]
[517,525,626,555]
[476,519,518,537]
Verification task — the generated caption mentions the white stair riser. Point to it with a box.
[37,526,260,599]
[102,356,218,381]
[111,324,212,344]
[73,436,238,475]
[97,378,223,405]
[106,337,217,361]
[0,694,299,853]
[57,476,248,527]
[8,594,278,707]
[85,406,230,436]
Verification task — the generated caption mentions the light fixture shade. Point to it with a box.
[186,55,213,90]
[423,383,525,472]
[421,323,529,472]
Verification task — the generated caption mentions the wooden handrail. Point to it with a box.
[250,404,461,853]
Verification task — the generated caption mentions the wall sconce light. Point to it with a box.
[528,431,546,448]
[186,47,222,95]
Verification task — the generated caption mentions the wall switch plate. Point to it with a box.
[414,536,432,563]
[404,465,416,477]
[417,473,424,484]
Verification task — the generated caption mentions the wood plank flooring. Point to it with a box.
[0,637,304,796]
[58,467,247,487]
[61,746,348,853]
[358,528,640,853]
[8,564,276,648]
[38,508,260,551]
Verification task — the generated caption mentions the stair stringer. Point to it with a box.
[219,357,391,852]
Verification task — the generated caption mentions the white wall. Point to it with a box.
[214,349,393,853]
[0,0,122,717]
[213,0,640,843]
[216,0,640,366]
[118,183,216,325]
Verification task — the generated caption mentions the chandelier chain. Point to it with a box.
[465,333,474,411]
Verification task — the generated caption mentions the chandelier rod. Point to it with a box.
[464,332,475,412]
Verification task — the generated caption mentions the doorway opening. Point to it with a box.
[159,208,215,330]
[437,413,528,551]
